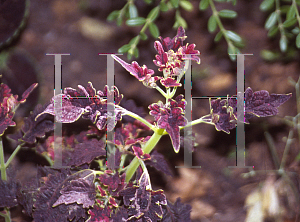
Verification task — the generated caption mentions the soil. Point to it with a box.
[0,0,299,221]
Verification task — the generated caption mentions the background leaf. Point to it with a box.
[208,15,217,33]
[147,6,160,21]
[214,31,223,42]
[279,36,288,52]
[265,12,277,29]
[149,23,160,38]
[118,44,131,53]
[128,4,138,18]
[226,31,242,43]
[180,0,194,11]
[260,0,275,11]
[107,10,119,21]
[218,9,237,19]
[170,0,179,8]
[199,0,209,10]
[126,17,146,26]
[296,33,300,48]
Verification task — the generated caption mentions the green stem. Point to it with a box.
[0,210,11,222]
[5,143,24,168]
[280,129,294,169]
[292,0,300,28]
[125,128,164,182]
[42,153,54,166]
[117,106,155,130]
[169,87,178,98]
[0,137,11,222]
[155,86,168,98]
[0,137,7,181]
[264,131,281,169]
[166,88,171,101]
[160,115,214,135]
[275,0,288,51]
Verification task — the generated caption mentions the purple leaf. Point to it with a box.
[37,94,85,123]
[0,180,19,208]
[153,27,200,77]
[20,104,54,144]
[17,178,38,217]
[149,95,187,153]
[37,82,124,132]
[158,26,186,52]
[53,174,96,208]
[244,87,292,121]
[0,107,15,136]
[87,206,112,222]
[99,172,126,196]
[162,198,192,222]
[20,83,38,103]
[160,77,182,88]
[33,170,92,222]
[65,139,106,167]
[112,55,154,82]
[110,207,128,221]
[0,83,12,103]
[145,150,174,176]
[206,87,292,133]
[119,173,167,222]
[132,145,151,161]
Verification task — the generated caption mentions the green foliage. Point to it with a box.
[218,9,237,18]
[107,0,300,61]
[201,0,242,61]
[199,0,210,10]
[107,0,194,59]
[208,15,217,33]
[260,0,300,57]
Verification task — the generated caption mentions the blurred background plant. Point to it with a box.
[103,0,300,62]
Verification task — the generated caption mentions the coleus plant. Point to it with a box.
[0,27,292,222]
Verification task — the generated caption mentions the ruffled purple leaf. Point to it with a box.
[0,106,15,136]
[119,173,167,222]
[19,104,54,144]
[20,83,38,103]
[132,146,151,161]
[0,83,38,136]
[206,87,292,133]
[162,198,192,222]
[112,55,154,81]
[158,26,186,52]
[244,87,292,122]
[87,206,112,222]
[33,169,90,222]
[145,150,174,176]
[37,82,124,132]
[98,172,126,196]
[160,77,182,88]
[65,139,106,167]
[181,43,201,64]
[0,180,19,208]
[53,173,96,208]
[149,95,187,153]
[153,27,200,78]
[37,94,85,123]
